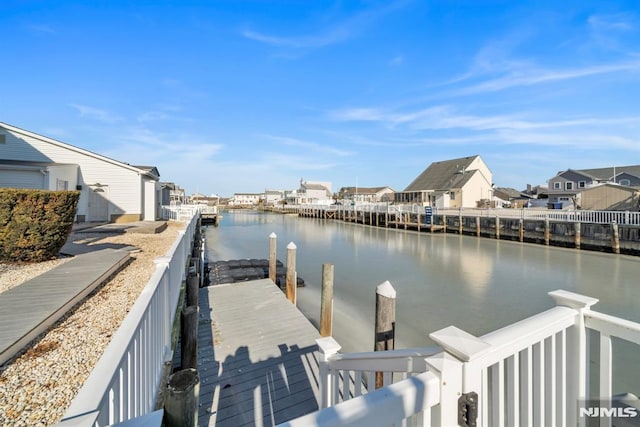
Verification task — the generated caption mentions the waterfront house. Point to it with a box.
[0,122,161,222]
[547,165,640,208]
[493,187,533,208]
[395,155,493,208]
[578,183,640,211]
[287,179,333,205]
[264,189,285,206]
[160,182,186,205]
[337,186,395,204]
[229,192,262,206]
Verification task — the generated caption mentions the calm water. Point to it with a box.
[205,210,640,394]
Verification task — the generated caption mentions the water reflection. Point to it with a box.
[206,211,640,395]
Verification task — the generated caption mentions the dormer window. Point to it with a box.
[565,182,574,190]
[619,179,631,186]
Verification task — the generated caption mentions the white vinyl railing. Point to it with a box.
[57,212,200,426]
[281,290,640,427]
[161,204,204,221]
[293,204,640,225]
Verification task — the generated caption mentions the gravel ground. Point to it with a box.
[0,221,186,426]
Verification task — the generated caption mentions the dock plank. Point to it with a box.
[0,248,130,365]
[198,279,321,427]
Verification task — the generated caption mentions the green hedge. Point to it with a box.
[0,189,80,262]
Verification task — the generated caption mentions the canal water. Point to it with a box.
[204,210,640,395]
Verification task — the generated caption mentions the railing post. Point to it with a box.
[426,352,464,427]
[320,263,334,337]
[548,290,599,427]
[316,337,341,408]
[286,242,297,304]
[269,232,277,282]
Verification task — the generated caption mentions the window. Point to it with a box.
[578,181,586,188]
[619,179,631,186]
[450,191,456,200]
[56,179,68,191]
[560,197,570,201]
[565,182,574,190]
[553,182,561,190]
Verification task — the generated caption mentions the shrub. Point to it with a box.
[0,189,80,262]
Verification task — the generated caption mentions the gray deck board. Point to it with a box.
[0,248,130,365]
[198,279,321,427]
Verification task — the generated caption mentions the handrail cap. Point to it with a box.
[549,290,598,310]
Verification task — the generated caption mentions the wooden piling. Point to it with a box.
[180,306,198,370]
[476,216,481,237]
[186,274,199,308]
[519,219,524,242]
[286,242,297,304]
[164,368,200,427]
[320,263,334,337]
[495,215,500,239]
[544,218,550,245]
[575,222,581,249]
[458,214,463,234]
[612,221,620,254]
[443,215,447,232]
[269,232,277,282]
[374,281,396,389]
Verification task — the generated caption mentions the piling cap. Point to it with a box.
[376,280,396,298]
[287,242,297,249]
[269,232,277,238]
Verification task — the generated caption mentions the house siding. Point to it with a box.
[1,125,145,221]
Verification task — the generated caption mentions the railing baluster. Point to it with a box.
[506,353,519,427]
[354,370,362,396]
[342,370,350,401]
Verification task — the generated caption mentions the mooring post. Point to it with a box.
[495,215,500,239]
[320,263,334,337]
[443,214,447,232]
[286,242,297,304]
[187,273,199,308]
[612,221,620,254]
[164,368,200,427]
[269,232,277,282]
[180,306,198,370]
[544,218,550,245]
[575,222,581,249]
[519,219,524,242]
[459,213,463,234]
[476,216,481,237]
[374,280,396,389]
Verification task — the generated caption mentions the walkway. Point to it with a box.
[198,279,322,427]
[0,248,130,365]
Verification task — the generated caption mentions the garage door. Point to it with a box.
[0,170,44,189]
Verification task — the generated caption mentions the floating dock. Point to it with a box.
[197,279,321,427]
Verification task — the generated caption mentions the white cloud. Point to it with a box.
[69,104,123,123]
[264,134,355,157]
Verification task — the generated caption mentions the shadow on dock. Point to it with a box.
[198,280,321,427]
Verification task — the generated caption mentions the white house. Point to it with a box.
[0,122,161,222]
[286,179,332,205]
[229,193,262,206]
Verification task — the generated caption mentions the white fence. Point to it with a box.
[292,204,640,225]
[57,212,200,426]
[280,290,640,426]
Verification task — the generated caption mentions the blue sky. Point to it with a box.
[1,1,639,197]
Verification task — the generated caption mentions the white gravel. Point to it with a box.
[0,221,187,426]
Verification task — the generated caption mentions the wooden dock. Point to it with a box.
[198,279,321,427]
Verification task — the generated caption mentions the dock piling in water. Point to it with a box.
[269,232,277,282]
[320,263,334,337]
[374,280,396,389]
[286,242,297,304]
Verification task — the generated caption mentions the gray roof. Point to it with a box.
[571,165,640,180]
[340,186,392,195]
[404,155,480,192]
